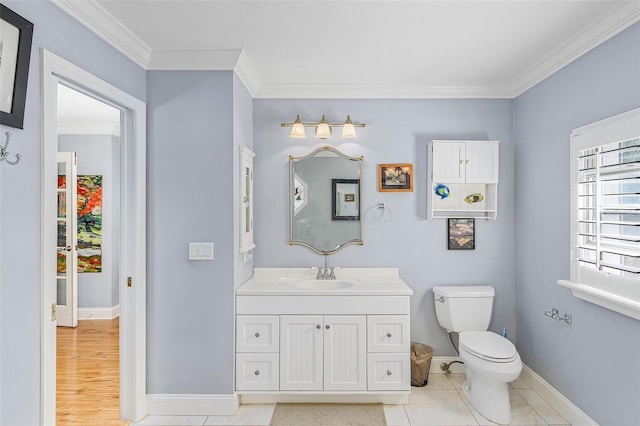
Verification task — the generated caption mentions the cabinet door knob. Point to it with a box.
[316,324,321,329]
[254,370,260,376]
[254,332,260,338]
[386,332,392,338]
[387,370,392,376]
[466,160,470,164]
[325,324,330,330]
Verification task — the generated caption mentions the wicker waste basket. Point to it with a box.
[410,342,433,387]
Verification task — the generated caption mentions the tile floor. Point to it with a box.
[133,373,570,426]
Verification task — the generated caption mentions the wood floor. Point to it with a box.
[56,318,129,426]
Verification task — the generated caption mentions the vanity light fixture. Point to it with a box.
[281,115,365,139]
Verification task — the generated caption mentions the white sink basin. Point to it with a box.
[295,279,359,290]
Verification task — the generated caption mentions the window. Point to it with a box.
[558,108,640,320]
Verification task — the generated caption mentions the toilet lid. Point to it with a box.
[460,331,517,362]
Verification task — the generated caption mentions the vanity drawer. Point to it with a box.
[236,353,279,391]
[367,353,410,391]
[237,315,279,352]
[367,315,410,353]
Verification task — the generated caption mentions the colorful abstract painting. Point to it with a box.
[77,175,103,272]
[56,175,103,273]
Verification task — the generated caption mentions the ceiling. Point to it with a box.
[55,0,640,98]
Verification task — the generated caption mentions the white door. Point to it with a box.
[57,151,78,327]
[431,142,466,182]
[465,142,499,183]
[280,315,323,390]
[323,316,366,391]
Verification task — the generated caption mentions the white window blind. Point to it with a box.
[558,108,640,321]
[576,137,640,277]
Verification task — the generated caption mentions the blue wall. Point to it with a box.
[252,99,516,355]
[0,1,145,424]
[146,71,235,394]
[514,22,640,426]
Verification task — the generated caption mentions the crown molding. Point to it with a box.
[254,83,513,99]
[234,51,260,97]
[147,49,242,70]
[53,0,151,68]
[510,1,640,97]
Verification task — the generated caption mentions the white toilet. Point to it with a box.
[433,285,522,425]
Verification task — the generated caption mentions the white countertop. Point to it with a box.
[237,268,414,296]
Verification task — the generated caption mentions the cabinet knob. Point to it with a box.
[254,370,260,376]
[386,332,392,338]
[316,324,321,329]
[466,160,470,164]
[387,370,392,376]
[459,160,464,164]
[254,332,260,338]
[325,325,331,330]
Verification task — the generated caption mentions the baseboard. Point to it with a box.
[78,305,120,320]
[430,356,465,374]
[146,394,239,416]
[239,392,409,405]
[520,364,597,426]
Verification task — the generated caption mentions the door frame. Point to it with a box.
[41,49,147,424]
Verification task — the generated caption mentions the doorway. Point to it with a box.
[41,50,147,424]
[56,83,122,423]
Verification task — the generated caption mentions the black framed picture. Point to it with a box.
[0,5,34,129]
[447,218,475,250]
[332,178,360,221]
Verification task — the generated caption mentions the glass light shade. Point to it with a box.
[290,115,306,138]
[315,115,331,139]
[341,115,357,139]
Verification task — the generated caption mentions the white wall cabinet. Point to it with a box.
[428,140,499,219]
[239,146,256,253]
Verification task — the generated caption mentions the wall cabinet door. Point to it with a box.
[431,142,466,183]
[465,142,498,183]
[280,315,366,391]
[239,146,256,253]
[323,316,366,391]
[280,315,323,390]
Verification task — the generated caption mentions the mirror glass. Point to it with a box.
[290,146,363,255]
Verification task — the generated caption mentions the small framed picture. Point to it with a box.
[332,178,360,221]
[447,218,475,250]
[378,163,413,192]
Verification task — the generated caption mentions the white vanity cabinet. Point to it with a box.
[235,268,413,404]
[236,315,279,390]
[280,315,366,391]
[428,140,499,219]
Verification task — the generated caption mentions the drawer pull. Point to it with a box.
[386,370,392,376]
[386,332,392,338]
[254,332,260,338]
[254,370,260,376]
[316,324,321,329]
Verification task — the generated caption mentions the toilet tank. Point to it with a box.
[433,286,495,332]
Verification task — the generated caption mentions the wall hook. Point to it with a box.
[0,132,22,165]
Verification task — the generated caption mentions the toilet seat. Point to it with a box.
[460,331,517,363]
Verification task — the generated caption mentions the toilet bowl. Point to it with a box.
[433,286,522,425]
[459,331,522,424]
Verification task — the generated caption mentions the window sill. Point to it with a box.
[557,280,640,321]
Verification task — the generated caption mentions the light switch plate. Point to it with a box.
[189,242,214,260]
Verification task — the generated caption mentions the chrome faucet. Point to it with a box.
[316,256,336,280]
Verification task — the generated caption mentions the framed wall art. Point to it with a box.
[332,178,360,220]
[447,218,475,250]
[0,5,34,129]
[378,163,413,192]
